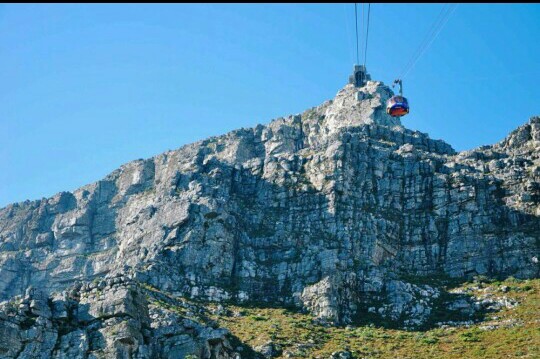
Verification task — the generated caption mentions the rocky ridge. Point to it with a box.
[0,78,539,358]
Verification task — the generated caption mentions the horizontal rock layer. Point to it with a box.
[0,80,539,342]
[0,275,239,358]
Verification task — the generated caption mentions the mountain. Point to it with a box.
[0,77,538,358]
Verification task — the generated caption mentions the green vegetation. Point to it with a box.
[204,278,539,358]
[250,315,268,321]
[459,328,482,343]
[137,278,539,358]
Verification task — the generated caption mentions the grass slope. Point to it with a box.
[144,278,539,358]
[207,278,539,358]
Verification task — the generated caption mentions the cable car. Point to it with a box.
[386,96,409,117]
[386,79,409,117]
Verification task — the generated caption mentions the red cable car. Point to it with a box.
[386,79,410,117]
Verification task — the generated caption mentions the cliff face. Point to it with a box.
[0,80,539,357]
[0,276,238,359]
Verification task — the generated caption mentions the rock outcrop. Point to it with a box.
[0,78,539,356]
[0,275,239,358]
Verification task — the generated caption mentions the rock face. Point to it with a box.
[0,79,539,354]
[0,275,239,359]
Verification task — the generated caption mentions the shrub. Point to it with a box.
[459,328,482,342]
[421,336,439,345]
[250,315,268,321]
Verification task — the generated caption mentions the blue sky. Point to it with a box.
[1,4,539,207]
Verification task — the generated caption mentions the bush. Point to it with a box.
[459,328,482,342]
[250,315,268,321]
[421,336,439,345]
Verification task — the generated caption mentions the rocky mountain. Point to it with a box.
[0,77,538,358]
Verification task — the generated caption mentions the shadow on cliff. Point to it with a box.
[139,143,539,331]
[3,125,538,334]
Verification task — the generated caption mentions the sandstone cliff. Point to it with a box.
[0,79,538,358]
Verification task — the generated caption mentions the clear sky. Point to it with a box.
[1,4,539,207]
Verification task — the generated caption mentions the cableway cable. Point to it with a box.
[354,3,360,65]
[363,3,371,69]
[398,4,458,79]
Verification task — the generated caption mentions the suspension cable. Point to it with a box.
[398,5,451,79]
[361,3,364,64]
[398,4,457,79]
[363,3,371,69]
[402,4,457,78]
[354,3,359,65]
[343,4,355,65]
[398,4,448,78]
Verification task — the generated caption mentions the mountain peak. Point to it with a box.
[323,80,402,133]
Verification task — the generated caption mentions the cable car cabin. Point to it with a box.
[386,95,409,117]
